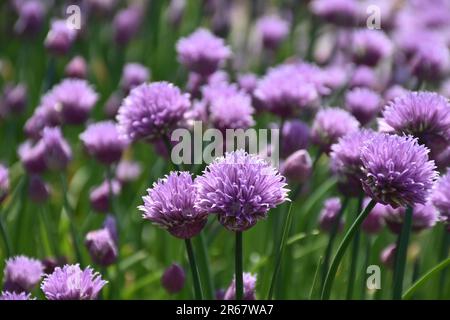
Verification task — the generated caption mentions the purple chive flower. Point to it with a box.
[113,5,143,46]
[1,83,27,116]
[115,160,142,183]
[360,133,438,208]
[380,243,396,269]
[209,92,255,132]
[345,88,381,125]
[85,225,118,267]
[431,172,450,224]
[411,39,450,81]
[41,264,107,300]
[18,140,47,174]
[48,79,98,125]
[117,82,190,143]
[161,263,186,294]
[120,63,150,94]
[0,164,9,203]
[44,20,77,55]
[65,56,87,79]
[330,129,375,197]
[41,127,72,171]
[237,73,258,95]
[28,175,50,203]
[14,0,45,36]
[381,92,450,158]
[349,66,378,90]
[24,94,61,139]
[166,0,185,28]
[42,257,68,275]
[254,64,320,117]
[384,202,438,234]
[361,198,386,235]
[90,179,121,213]
[140,171,207,239]
[280,149,312,184]
[224,273,257,300]
[311,108,360,154]
[80,121,127,165]
[281,120,310,158]
[310,0,359,27]
[322,65,349,91]
[318,197,344,233]
[256,15,289,50]
[0,291,34,300]
[3,256,44,293]
[195,150,289,232]
[384,85,409,103]
[351,29,392,66]
[176,28,231,77]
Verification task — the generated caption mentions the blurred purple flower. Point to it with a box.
[0,164,9,203]
[256,15,289,50]
[281,120,310,158]
[254,64,320,117]
[431,172,450,224]
[85,225,118,267]
[351,29,392,66]
[161,263,185,294]
[345,88,381,125]
[380,243,396,269]
[80,121,127,165]
[0,83,27,116]
[384,202,438,234]
[224,272,257,300]
[318,197,344,233]
[361,198,386,235]
[65,56,87,79]
[237,73,258,95]
[113,5,143,46]
[176,28,231,76]
[14,0,45,36]
[41,127,72,171]
[209,92,255,132]
[120,63,150,94]
[44,20,77,55]
[310,0,359,27]
[3,255,43,293]
[115,160,142,184]
[311,108,360,154]
[90,179,121,213]
[18,140,47,174]
[280,149,312,184]
[349,66,378,90]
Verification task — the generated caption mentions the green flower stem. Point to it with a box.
[321,199,376,300]
[438,229,449,298]
[392,206,413,300]
[346,195,363,299]
[193,233,215,300]
[403,257,450,300]
[235,231,244,300]
[321,197,349,290]
[267,203,293,300]
[60,174,84,266]
[0,208,12,257]
[185,238,203,300]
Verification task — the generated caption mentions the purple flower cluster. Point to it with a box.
[80,121,127,165]
[140,172,207,239]
[176,28,231,76]
[318,197,344,233]
[117,82,190,143]
[3,256,44,293]
[360,133,437,208]
[223,273,257,300]
[41,264,107,300]
[194,150,289,232]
